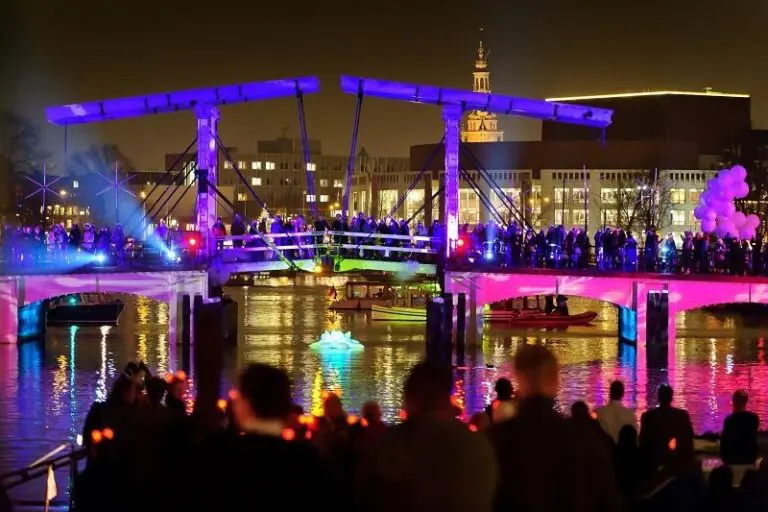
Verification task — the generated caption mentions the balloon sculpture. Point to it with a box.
[694,165,760,239]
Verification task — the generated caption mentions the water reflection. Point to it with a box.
[3,275,768,491]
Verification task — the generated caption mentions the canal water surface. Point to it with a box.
[2,273,768,502]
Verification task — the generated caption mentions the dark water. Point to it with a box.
[2,274,768,503]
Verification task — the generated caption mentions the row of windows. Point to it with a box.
[220,160,409,173]
[243,177,345,188]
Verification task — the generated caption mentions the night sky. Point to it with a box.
[2,0,765,170]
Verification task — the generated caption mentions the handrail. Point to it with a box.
[216,231,438,242]
[0,448,85,490]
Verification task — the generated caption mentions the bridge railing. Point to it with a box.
[213,231,441,262]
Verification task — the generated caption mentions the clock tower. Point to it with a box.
[462,32,504,143]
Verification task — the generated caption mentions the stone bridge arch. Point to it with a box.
[444,271,635,309]
[1,271,208,343]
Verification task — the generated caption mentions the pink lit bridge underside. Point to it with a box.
[445,270,768,350]
[0,271,208,343]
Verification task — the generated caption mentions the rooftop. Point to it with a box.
[546,90,750,102]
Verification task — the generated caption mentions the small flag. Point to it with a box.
[45,465,57,506]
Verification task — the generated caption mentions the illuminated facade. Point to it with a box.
[461,39,504,143]
[157,139,409,228]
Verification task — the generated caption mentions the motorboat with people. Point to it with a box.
[372,293,597,327]
[484,295,598,327]
[47,293,125,326]
[366,281,438,321]
[332,279,439,314]
[328,281,395,311]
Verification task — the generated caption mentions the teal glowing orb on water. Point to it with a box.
[310,330,364,352]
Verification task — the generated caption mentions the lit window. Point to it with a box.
[689,189,701,203]
[72,180,79,189]
[320,195,329,203]
[251,177,262,186]
[238,161,246,169]
[237,193,247,202]
[319,179,329,187]
[600,189,617,204]
[334,179,344,188]
[79,210,85,216]
[671,210,686,226]
[224,161,232,169]
[670,189,686,204]
[185,223,196,231]
[265,161,275,170]
[306,194,316,202]
[251,161,261,170]
[306,163,316,172]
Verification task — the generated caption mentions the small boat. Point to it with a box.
[329,282,394,311]
[371,305,426,321]
[484,310,598,327]
[47,293,125,326]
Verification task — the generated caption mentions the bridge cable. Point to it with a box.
[145,164,198,224]
[205,181,301,271]
[335,137,445,265]
[341,86,364,219]
[459,167,507,227]
[296,84,319,220]
[460,143,526,228]
[211,133,308,262]
[404,185,443,227]
[125,137,197,234]
[163,176,197,220]
[460,143,529,230]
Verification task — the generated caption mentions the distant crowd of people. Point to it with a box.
[64,344,768,512]
[3,214,768,276]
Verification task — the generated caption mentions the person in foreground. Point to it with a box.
[358,361,498,512]
[192,364,344,511]
[487,344,622,512]
[720,389,760,466]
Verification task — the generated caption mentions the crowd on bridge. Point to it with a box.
[2,214,767,277]
[47,344,767,512]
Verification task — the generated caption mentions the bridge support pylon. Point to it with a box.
[195,105,221,257]
[442,105,462,257]
[0,278,18,344]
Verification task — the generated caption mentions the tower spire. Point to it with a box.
[461,27,504,143]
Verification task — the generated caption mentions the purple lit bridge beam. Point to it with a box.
[340,75,614,255]
[45,77,321,255]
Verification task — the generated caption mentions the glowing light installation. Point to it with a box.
[46,77,320,252]
[310,330,364,351]
[339,75,613,254]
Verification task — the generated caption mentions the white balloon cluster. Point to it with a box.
[694,165,759,239]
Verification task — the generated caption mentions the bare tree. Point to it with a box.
[597,170,673,234]
[68,143,135,176]
[0,111,50,215]
[67,144,136,224]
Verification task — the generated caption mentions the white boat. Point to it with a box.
[371,305,426,321]
[329,281,394,311]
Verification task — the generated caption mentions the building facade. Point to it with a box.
[145,138,409,230]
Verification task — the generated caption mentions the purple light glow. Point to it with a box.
[340,75,613,128]
[45,77,321,125]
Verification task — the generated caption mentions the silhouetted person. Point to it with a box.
[485,377,516,424]
[639,384,695,474]
[596,380,638,443]
[487,345,622,512]
[192,364,342,511]
[720,390,760,466]
[358,361,497,512]
[350,401,387,466]
[571,400,614,453]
